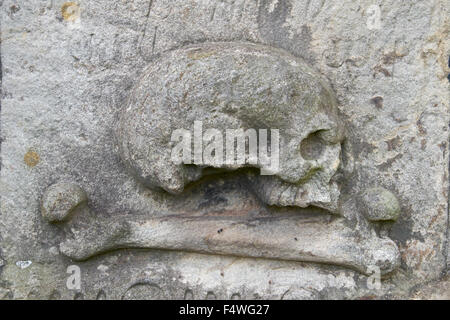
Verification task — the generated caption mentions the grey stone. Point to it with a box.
[0,0,448,300]
[54,42,400,276]
[41,182,88,222]
[358,187,401,221]
[58,209,400,275]
[117,41,344,212]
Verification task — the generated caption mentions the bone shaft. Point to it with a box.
[126,217,366,273]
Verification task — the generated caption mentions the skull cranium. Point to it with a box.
[117,42,344,212]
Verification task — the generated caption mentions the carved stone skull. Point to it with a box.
[117,42,344,212]
[42,42,401,275]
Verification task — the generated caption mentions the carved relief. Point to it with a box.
[41,42,402,276]
[117,42,343,212]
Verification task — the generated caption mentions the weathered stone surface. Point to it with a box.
[55,41,400,276]
[0,0,448,300]
[358,187,401,221]
[41,181,87,222]
[117,41,344,212]
[409,275,450,300]
[59,211,400,275]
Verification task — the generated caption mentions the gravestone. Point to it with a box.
[0,0,448,299]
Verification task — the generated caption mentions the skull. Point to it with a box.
[117,42,344,213]
[40,42,401,275]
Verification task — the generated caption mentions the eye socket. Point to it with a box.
[300,131,326,160]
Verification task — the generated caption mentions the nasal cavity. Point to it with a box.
[300,131,325,160]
